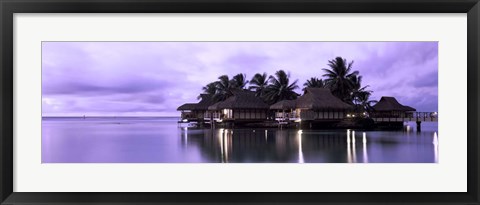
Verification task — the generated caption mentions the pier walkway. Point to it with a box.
[371,112,438,123]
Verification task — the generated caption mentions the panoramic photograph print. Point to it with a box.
[42,42,438,163]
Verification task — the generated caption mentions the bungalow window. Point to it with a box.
[222,109,233,119]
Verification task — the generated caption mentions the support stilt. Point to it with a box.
[416,121,421,132]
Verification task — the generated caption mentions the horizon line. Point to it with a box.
[42,116,180,118]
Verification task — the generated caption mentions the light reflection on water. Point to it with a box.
[42,117,438,163]
[298,130,304,163]
[346,130,352,163]
[363,132,369,163]
[433,132,439,163]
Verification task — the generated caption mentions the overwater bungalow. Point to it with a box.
[293,88,352,121]
[371,96,416,118]
[177,103,199,122]
[270,100,297,121]
[177,94,215,122]
[207,91,269,122]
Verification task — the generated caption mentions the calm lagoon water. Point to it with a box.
[42,117,438,163]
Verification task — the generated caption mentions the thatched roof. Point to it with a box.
[403,106,416,111]
[177,103,198,111]
[195,94,215,110]
[295,88,352,110]
[177,94,215,111]
[207,101,222,111]
[270,100,296,110]
[208,91,269,110]
[372,96,416,112]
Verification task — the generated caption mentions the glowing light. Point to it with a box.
[347,114,351,118]
[346,130,351,144]
[347,130,352,163]
[298,130,304,163]
[218,129,224,163]
[182,119,188,122]
[362,132,368,163]
[184,126,188,147]
[352,137,357,163]
[433,132,438,163]
[352,131,356,144]
[224,130,229,163]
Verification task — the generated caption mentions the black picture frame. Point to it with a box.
[1,0,479,204]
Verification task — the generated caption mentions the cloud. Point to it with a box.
[42,42,438,116]
[413,70,438,88]
[42,77,175,96]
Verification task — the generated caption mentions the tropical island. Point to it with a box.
[178,57,437,130]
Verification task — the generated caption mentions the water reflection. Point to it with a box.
[363,132,369,163]
[352,131,357,163]
[347,130,352,163]
[183,127,188,147]
[297,130,304,163]
[186,127,437,163]
[433,132,438,163]
[41,118,438,163]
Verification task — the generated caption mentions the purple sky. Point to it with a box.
[42,42,438,117]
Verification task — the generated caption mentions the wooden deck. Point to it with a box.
[184,112,438,126]
[372,112,438,122]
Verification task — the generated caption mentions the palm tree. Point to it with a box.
[230,73,249,90]
[248,72,268,97]
[203,73,250,102]
[198,82,217,100]
[263,70,299,104]
[303,77,325,91]
[322,57,359,103]
[213,75,234,102]
[355,91,377,113]
[349,75,372,104]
